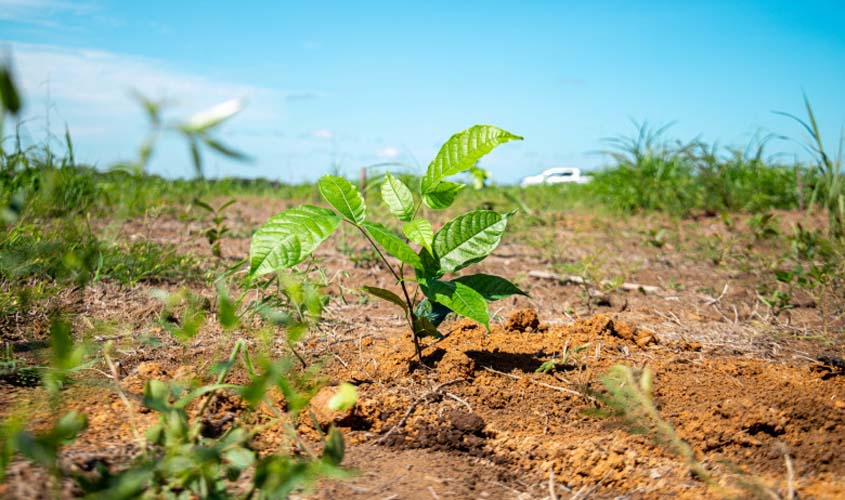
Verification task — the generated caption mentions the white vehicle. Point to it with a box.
[520,167,591,187]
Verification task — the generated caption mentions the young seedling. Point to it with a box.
[121,92,249,178]
[535,341,591,374]
[590,365,787,499]
[248,125,528,362]
[194,198,236,258]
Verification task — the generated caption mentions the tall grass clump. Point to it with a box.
[588,122,699,215]
[586,121,804,217]
[694,136,803,213]
[777,95,844,239]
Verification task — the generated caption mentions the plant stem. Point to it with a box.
[355,224,423,362]
[198,339,244,416]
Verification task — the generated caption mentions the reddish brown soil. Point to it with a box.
[302,312,845,499]
[2,203,845,499]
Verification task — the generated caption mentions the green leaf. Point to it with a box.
[49,411,88,443]
[421,125,522,193]
[250,233,300,276]
[362,286,408,311]
[402,218,434,255]
[0,65,21,115]
[202,136,250,162]
[143,380,171,412]
[362,221,422,269]
[322,427,345,466]
[327,383,358,412]
[49,315,76,370]
[131,89,161,126]
[433,210,508,273]
[429,280,490,329]
[422,181,465,209]
[412,314,442,339]
[318,174,367,224]
[180,98,244,133]
[249,205,341,276]
[189,137,203,177]
[192,198,215,213]
[216,284,239,330]
[414,298,451,328]
[381,172,415,222]
[536,360,557,374]
[452,274,528,301]
[224,447,255,470]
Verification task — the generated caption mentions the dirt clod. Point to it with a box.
[306,385,370,430]
[505,308,539,332]
[135,361,166,379]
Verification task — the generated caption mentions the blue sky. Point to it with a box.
[1,0,844,183]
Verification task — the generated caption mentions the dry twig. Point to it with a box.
[529,270,661,295]
[481,366,596,402]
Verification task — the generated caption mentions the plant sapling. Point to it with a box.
[248,125,528,361]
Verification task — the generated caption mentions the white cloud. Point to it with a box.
[6,40,281,124]
[0,0,94,26]
[375,146,401,159]
[310,129,333,140]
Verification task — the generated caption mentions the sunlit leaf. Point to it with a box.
[180,98,244,133]
[249,206,341,276]
[380,172,415,222]
[362,221,421,268]
[428,280,489,329]
[421,125,522,193]
[327,383,358,412]
[433,210,508,273]
[223,447,255,471]
[318,175,366,224]
[402,218,434,255]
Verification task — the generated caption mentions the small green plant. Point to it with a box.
[777,95,844,239]
[337,234,380,268]
[748,212,780,240]
[644,228,668,248]
[757,283,793,318]
[2,280,351,499]
[0,314,92,493]
[123,93,248,178]
[155,288,210,341]
[194,198,236,258]
[0,343,41,387]
[468,164,490,190]
[555,251,620,314]
[536,341,591,374]
[248,125,527,362]
[242,268,330,366]
[697,234,730,266]
[590,365,787,499]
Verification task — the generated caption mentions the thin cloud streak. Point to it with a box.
[6,40,285,124]
[0,0,95,26]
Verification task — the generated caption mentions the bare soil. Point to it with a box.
[2,201,844,499]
